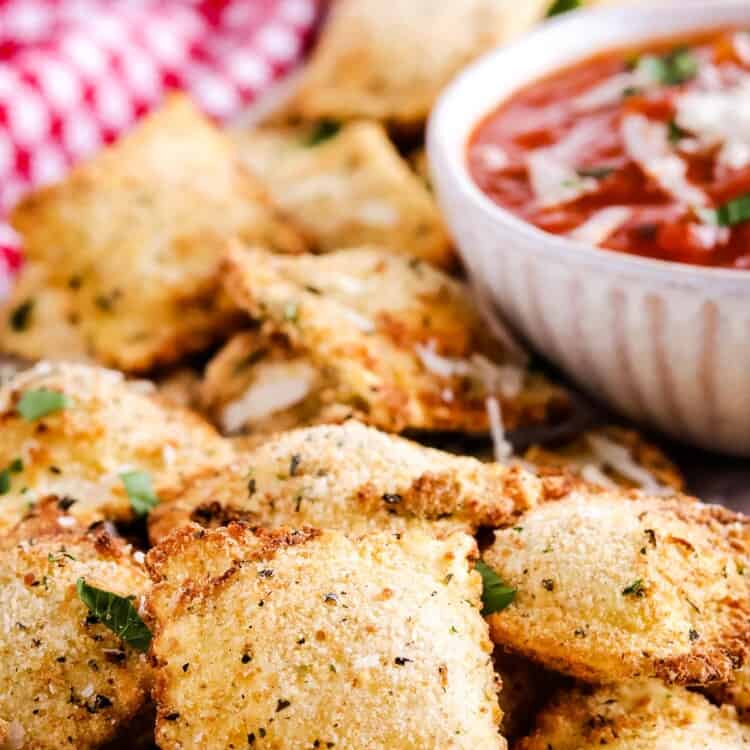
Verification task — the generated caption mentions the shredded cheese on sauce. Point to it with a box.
[569,206,632,246]
[675,76,750,171]
[621,114,708,207]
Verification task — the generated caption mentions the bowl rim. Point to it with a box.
[427,1,750,292]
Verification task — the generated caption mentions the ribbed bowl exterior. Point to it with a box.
[428,2,750,456]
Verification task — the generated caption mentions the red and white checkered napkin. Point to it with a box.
[0,0,323,296]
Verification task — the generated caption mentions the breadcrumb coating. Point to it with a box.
[0,526,151,750]
[517,679,750,749]
[0,362,233,533]
[146,523,505,749]
[148,420,544,543]
[484,491,750,684]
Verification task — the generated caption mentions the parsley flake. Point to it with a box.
[120,471,159,517]
[547,0,580,16]
[0,471,10,495]
[577,166,615,180]
[702,193,750,227]
[76,578,152,652]
[303,120,340,147]
[17,389,69,421]
[638,48,699,86]
[475,560,516,615]
[622,579,646,597]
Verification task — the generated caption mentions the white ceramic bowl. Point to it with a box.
[428,2,750,457]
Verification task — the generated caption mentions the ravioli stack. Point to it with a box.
[0,2,747,749]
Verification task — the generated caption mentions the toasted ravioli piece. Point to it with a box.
[0,362,233,534]
[0,526,151,750]
[289,0,551,126]
[233,121,452,266]
[523,426,684,493]
[218,244,568,435]
[0,263,92,363]
[483,492,750,684]
[517,680,750,749]
[9,95,305,372]
[148,420,543,543]
[146,524,505,750]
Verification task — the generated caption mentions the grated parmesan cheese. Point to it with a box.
[473,143,509,172]
[621,114,708,206]
[585,433,666,493]
[486,396,513,462]
[569,206,632,246]
[675,76,750,171]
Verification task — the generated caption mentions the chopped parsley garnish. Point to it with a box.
[10,299,34,331]
[475,560,516,615]
[622,579,646,597]
[638,48,699,86]
[0,457,23,495]
[120,471,159,517]
[303,120,341,147]
[547,0,580,16]
[701,193,750,227]
[17,389,69,421]
[76,578,152,652]
[577,166,615,180]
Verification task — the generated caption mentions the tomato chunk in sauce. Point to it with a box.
[468,29,750,269]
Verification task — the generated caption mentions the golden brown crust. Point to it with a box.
[524,426,684,492]
[232,121,453,267]
[147,419,543,544]
[146,524,505,749]
[484,491,750,685]
[216,243,569,436]
[517,680,750,749]
[289,0,552,126]
[8,95,306,372]
[0,362,234,534]
[0,527,151,750]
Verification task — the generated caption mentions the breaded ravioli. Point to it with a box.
[0,362,233,534]
[288,0,552,126]
[7,95,305,372]
[146,524,505,750]
[517,680,750,749]
[0,525,151,750]
[483,491,750,684]
[232,121,453,266]
[0,264,93,364]
[214,243,568,436]
[148,420,544,543]
[523,426,684,493]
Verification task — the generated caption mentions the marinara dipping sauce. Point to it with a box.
[468,29,750,269]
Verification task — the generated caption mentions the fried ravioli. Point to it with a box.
[214,243,568,436]
[483,491,750,684]
[7,95,305,372]
[146,524,505,750]
[147,420,543,543]
[288,0,552,126]
[0,363,233,534]
[233,121,453,266]
[517,680,750,749]
[0,525,151,750]
[709,663,750,720]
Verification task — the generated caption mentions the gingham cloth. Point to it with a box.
[0,0,323,296]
